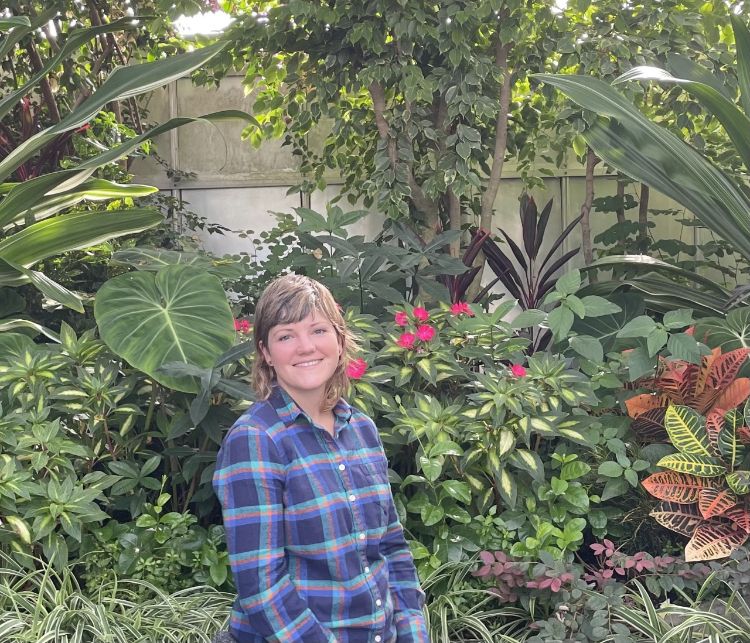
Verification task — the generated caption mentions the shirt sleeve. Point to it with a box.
[377,456,429,642]
[213,424,337,643]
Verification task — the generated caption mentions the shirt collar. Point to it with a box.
[269,385,353,428]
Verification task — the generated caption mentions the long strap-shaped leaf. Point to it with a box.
[0,110,252,225]
[614,64,750,174]
[0,42,227,182]
[732,15,750,118]
[536,74,750,264]
[0,17,138,121]
[0,208,162,267]
[0,11,53,60]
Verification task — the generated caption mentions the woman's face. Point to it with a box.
[260,311,341,406]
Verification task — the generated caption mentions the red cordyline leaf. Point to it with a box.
[724,506,750,534]
[705,348,750,394]
[685,518,749,561]
[698,487,737,520]
[642,472,717,504]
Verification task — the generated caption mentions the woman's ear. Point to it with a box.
[259,341,273,366]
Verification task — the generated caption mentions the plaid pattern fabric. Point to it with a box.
[213,386,428,643]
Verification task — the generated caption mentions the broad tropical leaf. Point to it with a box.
[650,501,703,537]
[656,453,726,477]
[663,405,711,456]
[718,413,745,469]
[625,394,667,419]
[714,378,750,415]
[705,408,724,457]
[685,518,748,561]
[111,247,244,280]
[704,348,750,397]
[94,265,234,393]
[694,307,750,352]
[630,407,668,443]
[724,504,750,534]
[642,471,717,504]
[698,487,737,520]
[726,471,750,495]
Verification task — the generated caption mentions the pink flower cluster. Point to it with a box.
[449,301,474,317]
[346,357,367,380]
[510,364,526,378]
[234,318,252,334]
[394,307,436,350]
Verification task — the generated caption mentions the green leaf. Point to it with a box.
[95,265,235,393]
[664,405,711,456]
[617,315,657,338]
[421,504,445,527]
[580,295,622,317]
[598,461,624,477]
[418,456,442,482]
[663,309,694,330]
[440,480,472,504]
[668,333,707,364]
[647,327,669,357]
[560,461,591,481]
[565,294,586,318]
[495,468,517,509]
[569,335,604,363]
[733,15,750,118]
[556,270,582,295]
[548,305,575,340]
[508,449,545,483]
[511,309,546,329]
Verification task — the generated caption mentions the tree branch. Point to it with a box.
[447,188,461,257]
[480,40,512,228]
[25,41,61,123]
[369,80,437,221]
[638,183,650,242]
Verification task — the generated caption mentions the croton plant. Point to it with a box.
[627,348,750,560]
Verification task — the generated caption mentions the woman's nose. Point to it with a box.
[297,335,315,352]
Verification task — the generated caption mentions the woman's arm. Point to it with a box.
[214,424,337,643]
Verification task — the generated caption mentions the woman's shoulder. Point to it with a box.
[223,398,283,443]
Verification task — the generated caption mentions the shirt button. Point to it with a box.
[339,464,346,471]
[375,599,382,607]
[364,566,370,573]
[349,494,356,502]
[375,636,382,642]
[359,533,366,540]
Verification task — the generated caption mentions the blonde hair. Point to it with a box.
[251,274,358,411]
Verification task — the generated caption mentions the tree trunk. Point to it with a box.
[580,147,599,266]
[615,179,626,245]
[447,189,461,258]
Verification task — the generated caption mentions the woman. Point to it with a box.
[213,274,429,643]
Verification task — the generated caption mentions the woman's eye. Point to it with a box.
[314,328,328,335]
[278,334,291,341]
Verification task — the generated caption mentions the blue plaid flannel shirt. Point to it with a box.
[213,386,429,643]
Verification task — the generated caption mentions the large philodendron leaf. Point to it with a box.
[111,247,245,280]
[685,518,749,561]
[663,405,711,456]
[94,265,235,392]
[536,73,750,264]
[694,308,750,352]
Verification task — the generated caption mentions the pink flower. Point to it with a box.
[397,332,416,349]
[450,301,474,317]
[394,311,409,326]
[413,306,429,322]
[234,319,251,334]
[416,324,436,342]
[510,364,527,377]
[346,357,367,380]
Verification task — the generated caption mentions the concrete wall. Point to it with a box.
[131,75,704,292]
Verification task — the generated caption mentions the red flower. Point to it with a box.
[234,318,251,334]
[450,301,474,317]
[397,332,416,349]
[346,358,367,379]
[395,311,409,326]
[685,325,695,336]
[413,306,429,322]
[416,324,436,342]
[510,364,527,377]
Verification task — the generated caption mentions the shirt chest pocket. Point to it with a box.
[349,459,391,530]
